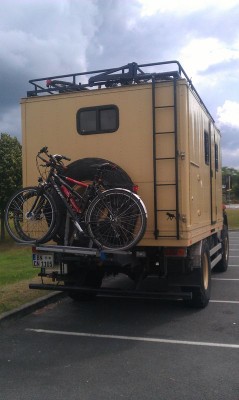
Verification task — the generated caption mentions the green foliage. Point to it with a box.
[0,133,22,240]
[0,133,22,208]
[222,166,239,202]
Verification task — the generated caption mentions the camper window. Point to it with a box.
[204,130,210,165]
[215,143,219,171]
[77,105,119,135]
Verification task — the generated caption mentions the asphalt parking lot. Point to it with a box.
[0,232,239,400]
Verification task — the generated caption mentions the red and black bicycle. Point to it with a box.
[5,147,147,250]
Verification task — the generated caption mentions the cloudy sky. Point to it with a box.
[1,0,239,167]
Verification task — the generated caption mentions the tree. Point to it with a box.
[222,166,239,203]
[0,133,22,240]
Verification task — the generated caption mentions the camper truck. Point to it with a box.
[22,61,228,308]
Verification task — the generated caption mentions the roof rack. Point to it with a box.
[27,60,214,122]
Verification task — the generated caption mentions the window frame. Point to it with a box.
[76,105,119,135]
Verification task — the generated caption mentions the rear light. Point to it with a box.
[164,247,187,257]
[133,185,139,193]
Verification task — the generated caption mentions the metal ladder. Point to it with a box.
[152,75,180,240]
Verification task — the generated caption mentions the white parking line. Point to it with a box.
[212,278,239,281]
[26,328,239,349]
[210,300,239,304]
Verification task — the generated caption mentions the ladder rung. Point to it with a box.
[158,235,177,238]
[154,105,174,109]
[156,183,176,186]
[157,210,176,212]
[155,131,175,135]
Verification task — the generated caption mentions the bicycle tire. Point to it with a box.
[85,188,147,250]
[5,186,58,243]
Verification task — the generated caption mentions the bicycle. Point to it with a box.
[5,147,147,250]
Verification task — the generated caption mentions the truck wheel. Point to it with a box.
[184,241,211,308]
[214,227,229,272]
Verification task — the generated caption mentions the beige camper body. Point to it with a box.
[22,61,228,308]
[22,75,222,247]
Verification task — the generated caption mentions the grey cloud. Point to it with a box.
[221,124,239,149]
[200,60,239,78]
[0,0,100,137]
[220,124,239,167]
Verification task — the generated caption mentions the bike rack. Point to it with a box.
[34,243,132,257]
[27,60,214,122]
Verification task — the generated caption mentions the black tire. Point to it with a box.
[5,186,58,243]
[85,188,147,250]
[66,158,134,191]
[54,158,134,245]
[214,227,229,272]
[184,241,211,308]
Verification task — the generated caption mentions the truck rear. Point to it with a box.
[22,61,229,308]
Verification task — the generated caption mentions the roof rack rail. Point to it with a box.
[27,60,214,122]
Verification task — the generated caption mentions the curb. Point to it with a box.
[0,291,66,326]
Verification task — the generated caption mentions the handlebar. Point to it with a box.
[37,147,71,168]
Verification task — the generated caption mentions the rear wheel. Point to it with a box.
[86,188,147,250]
[5,187,58,243]
[184,241,211,308]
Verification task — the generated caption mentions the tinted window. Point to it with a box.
[215,143,219,171]
[77,105,119,135]
[204,130,210,165]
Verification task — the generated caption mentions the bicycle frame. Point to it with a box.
[52,174,89,211]
[46,172,96,233]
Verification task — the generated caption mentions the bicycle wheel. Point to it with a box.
[85,188,147,250]
[5,186,58,243]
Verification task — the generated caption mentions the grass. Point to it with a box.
[0,277,51,315]
[226,208,239,230]
[0,244,36,286]
[0,237,51,315]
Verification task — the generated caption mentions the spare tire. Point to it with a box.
[53,157,134,245]
[66,157,134,190]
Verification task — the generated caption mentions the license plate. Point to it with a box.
[33,253,54,268]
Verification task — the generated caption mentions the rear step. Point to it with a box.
[29,283,192,301]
